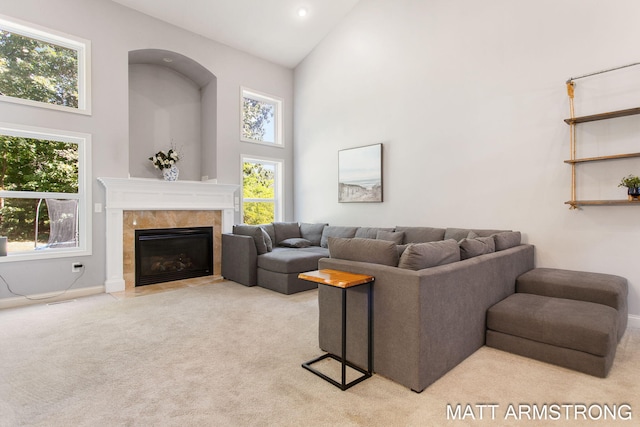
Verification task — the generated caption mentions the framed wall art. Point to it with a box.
[338,143,383,203]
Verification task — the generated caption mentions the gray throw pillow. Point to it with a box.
[320,226,358,248]
[261,228,273,252]
[459,236,495,260]
[328,237,399,266]
[300,223,327,246]
[398,239,460,270]
[260,223,276,246]
[445,227,508,241]
[493,231,521,251]
[273,222,301,245]
[458,230,478,243]
[233,224,268,255]
[444,228,474,242]
[397,244,409,258]
[279,238,312,248]
[376,230,404,244]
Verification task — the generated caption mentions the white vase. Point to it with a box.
[162,165,179,181]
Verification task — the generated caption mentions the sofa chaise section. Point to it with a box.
[257,247,329,294]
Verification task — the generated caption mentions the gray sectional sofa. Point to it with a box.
[222,222,628,392]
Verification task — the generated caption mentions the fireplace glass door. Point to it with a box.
[135,227,213,286]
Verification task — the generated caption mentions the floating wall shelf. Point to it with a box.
[564,63,640,208]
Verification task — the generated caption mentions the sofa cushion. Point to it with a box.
[459,236,495,260]
[320,226,358,248]
[376,230,404,244]
[300,223,327,246]
[487,293,617,357]
[493,231,521,251]
[279,237,312,248]
[260,223,276,247]
[444,227,509,241]
[273,222,301,245]
[397,239,460,270]
[394,226,446,243]
[354,227,393,239]
[328,237,399,266]
[257,248,327,274]
[233,225,268,255]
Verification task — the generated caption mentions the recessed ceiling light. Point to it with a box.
[162,57,173,63]
[297,7,308,17]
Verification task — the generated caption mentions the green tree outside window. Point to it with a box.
[0,135,78,245]
[243,161,275,225]
[0,29,79,108]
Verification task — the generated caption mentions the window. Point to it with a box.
[241,87,283,146]
[242,156,283,225]
[0,123,91,261]
[0,15,91,114]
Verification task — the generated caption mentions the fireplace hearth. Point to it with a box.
[135,227,213,286]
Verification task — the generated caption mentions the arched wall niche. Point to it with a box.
[128,49,217,181]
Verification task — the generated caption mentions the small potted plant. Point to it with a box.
[149,148,180,181]
[618,174,640,201]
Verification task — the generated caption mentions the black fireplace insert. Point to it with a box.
[135,226,213,286]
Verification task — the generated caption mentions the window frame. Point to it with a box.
[240,87,283,147]
[0,122,92,262]
[0,14,92,115]
[241,155,284,224]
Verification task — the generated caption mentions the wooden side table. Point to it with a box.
[299,269,374,390]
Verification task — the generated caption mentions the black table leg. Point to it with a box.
[302,282,372,390]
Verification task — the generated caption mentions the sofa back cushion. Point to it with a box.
[233,225,269,255]
[300,223,327,246]
[273,222,301,245]
[321,226,358,248]
[394,226,446,243]
[328,237,399,266]
[354,227,394,239]
[376,230,404,244]
[397,239,460,270]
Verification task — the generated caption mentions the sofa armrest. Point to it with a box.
[222,233,257,286]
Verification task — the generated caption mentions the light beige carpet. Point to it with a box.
[0,280,638,426]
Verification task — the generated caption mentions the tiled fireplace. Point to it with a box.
[123,211,220,289]
[98,178,238,293]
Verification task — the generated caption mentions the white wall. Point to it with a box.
[294,0,640,319]
[0,0,294,299]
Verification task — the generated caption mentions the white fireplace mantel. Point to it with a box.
[98,177,238,293]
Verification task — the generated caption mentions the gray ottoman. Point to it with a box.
[516,268,628,340]
[487,293,618,377]
[486,267,628,377]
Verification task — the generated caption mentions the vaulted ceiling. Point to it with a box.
[110,0,361,68]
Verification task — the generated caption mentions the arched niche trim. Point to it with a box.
[128,49,217,181]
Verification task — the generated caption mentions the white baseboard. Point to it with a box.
[0,286,105,309]
[628,314,640,330]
